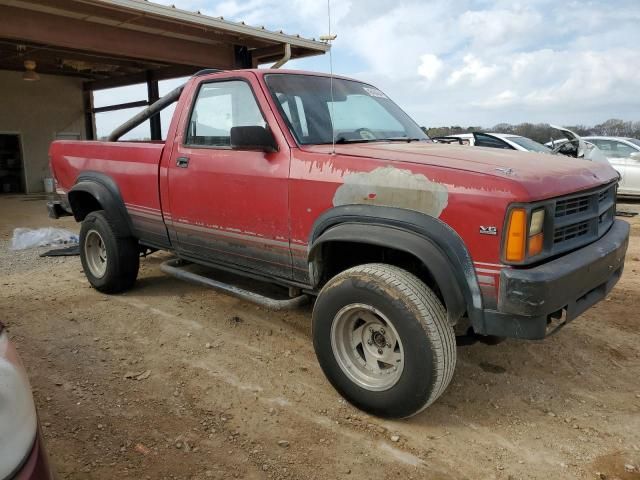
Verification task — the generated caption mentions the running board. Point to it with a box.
[160,258,308,310]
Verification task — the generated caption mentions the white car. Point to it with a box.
[548,135,640,196]
[444,132,553,153]
[583,137,640,197]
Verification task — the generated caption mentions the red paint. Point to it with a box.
[49,69,620,297]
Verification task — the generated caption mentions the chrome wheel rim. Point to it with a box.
[330,303,404,391]
[84,230,107,278]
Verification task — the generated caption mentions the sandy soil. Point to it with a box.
[1,195,639,480]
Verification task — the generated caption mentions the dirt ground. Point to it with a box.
[1,194,639,480]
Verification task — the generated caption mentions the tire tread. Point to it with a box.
[321,263,456,416]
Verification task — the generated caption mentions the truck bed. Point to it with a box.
[50,140,165,212]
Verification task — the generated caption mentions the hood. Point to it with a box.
[303,142,619,200]
[551,125,585,157]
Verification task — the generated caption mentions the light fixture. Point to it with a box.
[23,60,40,81]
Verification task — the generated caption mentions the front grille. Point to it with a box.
[554,221,589,244]
[555,195,590,218]
[550,183,616,254]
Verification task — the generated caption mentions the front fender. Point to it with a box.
[310,223,467,324]
[308,205,484,325]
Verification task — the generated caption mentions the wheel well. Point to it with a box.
[68,191,102,222]
[317,241,445,306]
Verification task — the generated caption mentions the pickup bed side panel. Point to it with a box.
[50,140,169,248]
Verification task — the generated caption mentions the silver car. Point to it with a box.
[583,137,640,197]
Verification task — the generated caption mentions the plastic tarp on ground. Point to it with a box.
[10,228,79,251]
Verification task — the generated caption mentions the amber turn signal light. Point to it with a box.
[528,233,544,257]
[505,208,527,262]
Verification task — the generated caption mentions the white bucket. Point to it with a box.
[43,177,55,193]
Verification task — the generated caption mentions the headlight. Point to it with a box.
[504,208,545,262]
[0,328,37,479]
[529,209,545,236]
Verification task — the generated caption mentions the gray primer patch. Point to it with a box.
[332,166,448,217]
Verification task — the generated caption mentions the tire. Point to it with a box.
[312,263,456,418]
[79,210,139,293]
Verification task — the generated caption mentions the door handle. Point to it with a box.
[176,156,189,168]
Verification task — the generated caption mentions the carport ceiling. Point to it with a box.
[0,39,171,81]
[0,0,329,88]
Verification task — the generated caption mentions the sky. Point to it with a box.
[94,0,640,138]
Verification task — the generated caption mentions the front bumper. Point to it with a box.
[479,219,629,340]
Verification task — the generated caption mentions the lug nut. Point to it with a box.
[367,340,373,345]
[386,343,392,348]
[379,328,385,334]
[377,348,383,354]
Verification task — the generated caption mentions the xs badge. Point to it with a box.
[480,226,498,236]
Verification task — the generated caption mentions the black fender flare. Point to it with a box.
[68,172,134,237]
[308,205,484,325]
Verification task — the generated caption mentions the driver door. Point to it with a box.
[165,76,293,279]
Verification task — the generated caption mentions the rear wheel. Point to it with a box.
[80,210,139,293]
[312,263,456,418]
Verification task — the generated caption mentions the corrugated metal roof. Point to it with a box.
[0,0,328,85]
[90,0,330,52]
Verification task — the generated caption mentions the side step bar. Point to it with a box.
[160,259,308,311]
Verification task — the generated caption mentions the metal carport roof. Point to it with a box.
[0,0,330,88]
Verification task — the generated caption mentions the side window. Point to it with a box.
[276,94,309,139]
[473,133,514,150]
[592,139,614,152]
[592,140,635,158]
[612,142,636,158]
[185,80,266,147]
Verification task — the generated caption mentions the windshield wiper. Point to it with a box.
[333,137,387,144]
[380,137,424,143]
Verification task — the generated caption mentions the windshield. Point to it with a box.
[626,138,640,148]
[265,74,428,145]
[506,136,552,153]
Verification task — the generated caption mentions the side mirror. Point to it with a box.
[230,126,277,153]
[630,152,640,160]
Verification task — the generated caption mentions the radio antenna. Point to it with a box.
[320,0,337,155]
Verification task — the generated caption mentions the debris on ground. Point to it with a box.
[10,227,78,250]
[123,370,151,380]
[616,210,638,218]
[40,245,80,257]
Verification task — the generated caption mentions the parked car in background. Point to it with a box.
[583,137,640,197]
[547,134,640,196]
[0,323,54,480]
[443,132,553,153]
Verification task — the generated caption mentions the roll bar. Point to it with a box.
[107,85,184,142]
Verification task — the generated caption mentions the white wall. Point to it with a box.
[0,70,85,193]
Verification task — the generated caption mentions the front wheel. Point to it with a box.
[312,264,456,418]
[79,210,139,293]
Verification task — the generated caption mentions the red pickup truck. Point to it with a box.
[48,69,629,418]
